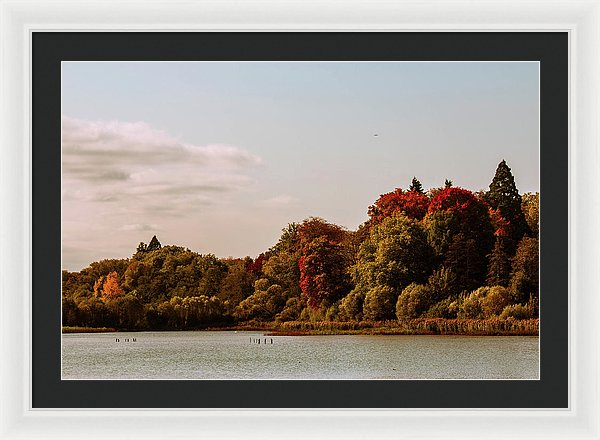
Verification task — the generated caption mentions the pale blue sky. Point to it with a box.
[62,62,539,270]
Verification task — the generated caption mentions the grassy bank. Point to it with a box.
[215,318,539,336]
[62,318,538,336]
[62,326,117,333]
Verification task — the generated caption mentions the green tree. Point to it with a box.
[396,283,434,320]
[363,285,397,321]
[443,233,485,293]
[423,211,459,259]
[485,160,529,246]
[338,290,365,321]
[409,176,424,194]
[147,235,162,251]
[521,192,539,237]
[486,237,512,287]
[509,237,539,305]
[352,214,434,295]
[480,286,511,317]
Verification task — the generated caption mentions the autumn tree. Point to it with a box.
[368,188,430,222]
[521,192,539,237]
[509,237,539,305]
[298,236,350,308]
[102,271,124,300]
[428,187,495,286]
[485,160,529,246]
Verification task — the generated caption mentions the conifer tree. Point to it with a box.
[147,235,162,251]
[409,177,424,194]
[485,160,529,248]
[444,179,453,188]
[486,237,511,287]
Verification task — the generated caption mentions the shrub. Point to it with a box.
[338,290,365,321]
[424,297,458,319]
[458,288,486,319]
[396,283,433,320]
[480,286,511,317]
[500,304,533,320]
[363,286,397,321]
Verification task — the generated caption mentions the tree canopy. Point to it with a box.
[62,160,539,330]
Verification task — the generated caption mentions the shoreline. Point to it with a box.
[62,318,539,336]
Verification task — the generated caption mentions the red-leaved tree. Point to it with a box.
[368,188,430,223]
[298,237,350,308]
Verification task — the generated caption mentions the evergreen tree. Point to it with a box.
[147,235,162,251]
[485,160,529,247]
[443,233,484,293]
[486,237,511,287]
[136,242,147,254]
[444,179,453,188]
[409,176,424,194]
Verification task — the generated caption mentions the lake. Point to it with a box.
[62,331,539,380]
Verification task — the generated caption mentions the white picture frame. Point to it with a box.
[1,1,598,439]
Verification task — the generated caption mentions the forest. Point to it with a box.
[62,160,539,334]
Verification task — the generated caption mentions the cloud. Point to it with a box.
[62,115,262,215]
[62,116,266,269]
[119,223,161,232]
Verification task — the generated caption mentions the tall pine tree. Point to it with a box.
[409,177,424,194]
[485,160,529,249]
[147,235,162,251]
[486,237,511,287]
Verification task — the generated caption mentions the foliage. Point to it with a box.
[499,303,534,320]
[352,214,434,295]
[396,283,434,320]
[102,271,124,300]
[409,176,424,194]
[298,236,351,308]
[363,285,398,321]
[61,160,539,332]
[338,290,365,321]
[368,188,430,222]
[521,192,539,237]
[485,160,530,245]
[486,237,512,287]
[423,297,459,319]
[427,267,458,301]
[509,237,539,304]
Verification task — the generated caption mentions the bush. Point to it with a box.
[338,290,365,321]
[458,288,486,319]
[275,297,304,322]
[363,286,397,321]
[424,297,458,319]
[396,283,433,320]
[480,286,511,317]
[499,304,533,320]
[427,267,457,300]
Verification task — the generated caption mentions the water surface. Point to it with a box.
[62,331,539,380]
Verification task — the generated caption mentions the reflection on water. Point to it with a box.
[62,331,539,380]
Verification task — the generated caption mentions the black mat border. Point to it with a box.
[33,32,568,408]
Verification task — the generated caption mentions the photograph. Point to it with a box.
[61,61,540,381]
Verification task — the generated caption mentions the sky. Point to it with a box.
[62,61,539,271]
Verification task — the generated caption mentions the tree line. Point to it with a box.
[62,160,539,330]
